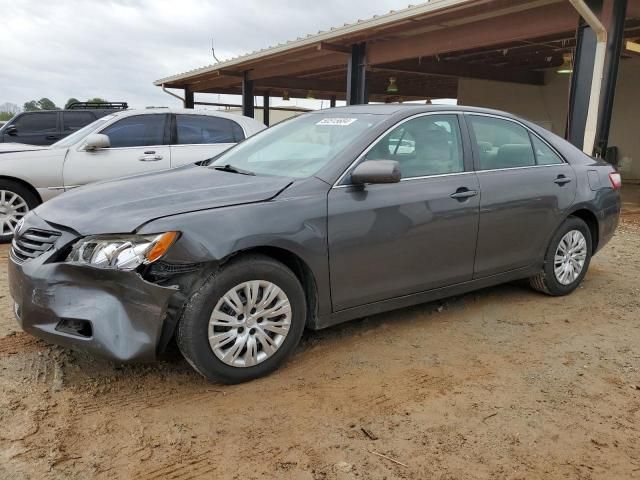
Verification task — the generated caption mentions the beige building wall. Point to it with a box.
[458,57,640,181]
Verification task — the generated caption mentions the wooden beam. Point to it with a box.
[371,59,546,85]
[628,0,640,18]
[218,69,244,77]
[367,2,578,65]
[316,42,351,54]
[246,53,347,81]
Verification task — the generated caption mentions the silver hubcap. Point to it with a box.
[0,190,28,237]
[554,230,588,285]
[208,280,292,367]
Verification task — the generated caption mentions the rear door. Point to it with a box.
[169,114,245,166]
[328,113,480,311]
[465,114,576,278]
[4,112,60,145]
[61,111,97,138]
[62,113,171,188]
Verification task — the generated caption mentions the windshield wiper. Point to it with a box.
[212,164,255,176]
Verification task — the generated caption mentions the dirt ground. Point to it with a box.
[1,187,639,480]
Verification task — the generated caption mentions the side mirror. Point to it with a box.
[6,125,17,136]
[84,133,110,151]
[351,160,401,185]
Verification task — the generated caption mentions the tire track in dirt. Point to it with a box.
[0,332,48,357]
[71,384,227,416]
[135,452,216,480]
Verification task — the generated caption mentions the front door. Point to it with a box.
[5,112,60,145]
[464,114,577,278]
[63,113,171,189]
[328,113,480,311]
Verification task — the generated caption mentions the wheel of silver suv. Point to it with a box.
[176,254,307,384]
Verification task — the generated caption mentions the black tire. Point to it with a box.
[529,216,592,296]
[176,254,307,384]
[0,180,40,243]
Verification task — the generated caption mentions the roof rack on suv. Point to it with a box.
[67,102,128,110]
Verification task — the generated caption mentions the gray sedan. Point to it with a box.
[8,105,621,383]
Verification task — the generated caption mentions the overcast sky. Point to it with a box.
[0,0,420,111]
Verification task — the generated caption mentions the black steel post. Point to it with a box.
[242,72,255,118]
[347,43,367,105]
[184,87,194,109]
[263,92,270,126]
[594,0,627,158]
[330,96,336,108]
[567,17,598,149]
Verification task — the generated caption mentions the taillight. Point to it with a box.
[609,172,622,190]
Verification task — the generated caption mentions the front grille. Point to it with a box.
[11,228,61,264]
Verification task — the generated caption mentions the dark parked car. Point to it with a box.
[8,105,621,383]
[0,102,127,146]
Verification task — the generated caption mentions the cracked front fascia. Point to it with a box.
[11,259,179,362]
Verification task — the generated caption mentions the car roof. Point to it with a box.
[310,103,523,119]
[103,108,266,134]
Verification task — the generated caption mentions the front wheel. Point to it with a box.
[529,216,592,296]
[0,180,40,243]
[176,254,307,383]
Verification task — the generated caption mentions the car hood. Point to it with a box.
[0,143,50,153]
[35,164,293,235]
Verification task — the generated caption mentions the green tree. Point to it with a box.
[37,98,58,110]
[87,97,107,103]
[65,97,80,108]
[0,112,13,121]
[23,100,39,111]
[23,98,59,111]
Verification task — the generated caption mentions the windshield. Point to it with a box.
[210,113,385,178]
[51,115,115,148]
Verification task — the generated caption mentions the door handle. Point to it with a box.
[554,175,572,185]
[450,188,478,200]
[139,155,163,162]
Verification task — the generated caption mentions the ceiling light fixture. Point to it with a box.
[557,53,573,74]
[386,77,399,94]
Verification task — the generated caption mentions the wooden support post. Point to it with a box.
[347,43,367,105]
[184,87,194,109]
[242,71,255,118]
[263,92,270,126]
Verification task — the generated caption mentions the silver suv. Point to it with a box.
[0,109,265,241]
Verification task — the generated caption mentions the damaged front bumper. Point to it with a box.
[8,218,178,362]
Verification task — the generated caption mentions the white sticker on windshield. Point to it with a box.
[316,118,357,126]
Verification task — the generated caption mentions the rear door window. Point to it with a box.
[175,115,244,145]
[467,115,535,170]
[100,114,166,148]
[63,111,96,132]
[13,112,58,133]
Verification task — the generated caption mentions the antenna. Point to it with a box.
[211,38,221,63]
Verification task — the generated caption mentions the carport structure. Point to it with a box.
[155,0,640,161]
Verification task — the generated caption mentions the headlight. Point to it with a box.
[66,231,179,270]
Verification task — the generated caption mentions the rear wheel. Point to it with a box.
[176,254,306,383]
[0,180,40,243]
[529,216,592,296]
